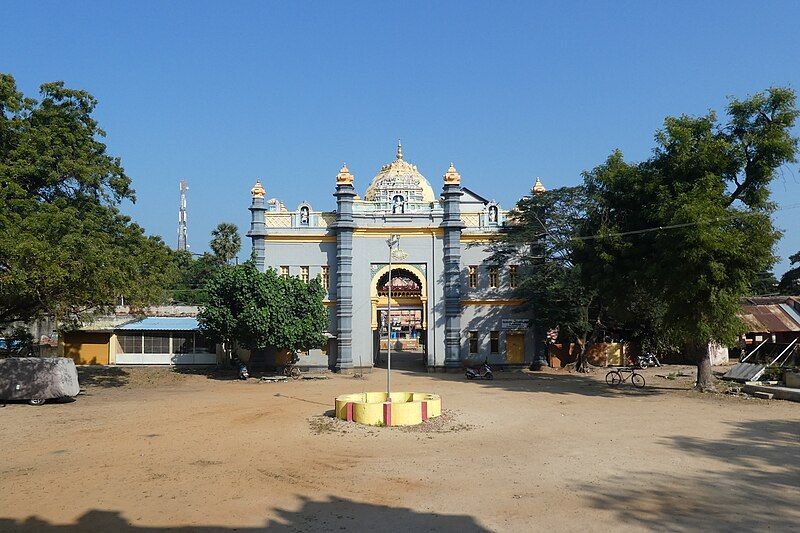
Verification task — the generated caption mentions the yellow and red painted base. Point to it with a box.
[334,392,442,427]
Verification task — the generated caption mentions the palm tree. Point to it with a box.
[210,223,241,264]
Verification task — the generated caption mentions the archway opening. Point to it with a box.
[371,267,427,371]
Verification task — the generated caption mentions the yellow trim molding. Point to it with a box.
[461,233,501,243]
[265,234,336,242]
[354,227,443,237]
[461,299,524,306]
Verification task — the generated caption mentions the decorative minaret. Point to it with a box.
[248,179,267,271]
[333,164,357,372]
[177,179,188,251]
[441,163,465,369]
[533,176,546,194]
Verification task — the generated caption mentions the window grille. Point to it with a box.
[469,331,479,354]
[321,266,330,290]
[118,334,141,354]
[490,331,500,354]
[143,333,170,354]
[489,267,499,288]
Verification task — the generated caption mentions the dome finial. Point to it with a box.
[251,179,265,199]
[396,139,403,160]
[336,163,354,185]
[443,162,461,185]
[533,176,546,194]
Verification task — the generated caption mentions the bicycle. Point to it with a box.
[605,367,646,388]
[278,351,302,380]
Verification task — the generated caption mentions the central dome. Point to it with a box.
[363,142,437,206]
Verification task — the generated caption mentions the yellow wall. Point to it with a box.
[63,332,111,365]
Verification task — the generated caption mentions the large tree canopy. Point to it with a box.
[584,87,798,389]
[198,263,327,360]
[0,74,176,327]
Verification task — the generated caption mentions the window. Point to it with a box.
[280,266,289,278]
[194,334,212,353]
[143,333,170,354]
[489,266,499,288]
[299,206,310,226]
[118,334,141,354]
[468,266,478,288]
[469,331,479,354]
[173,333,194,353]
[300,266,309,283]
[509,265,518,289]
[490,331,500,354]
[321,266,330,290]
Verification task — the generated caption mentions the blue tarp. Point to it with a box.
[116,317,200,331]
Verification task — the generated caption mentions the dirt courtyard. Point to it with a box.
[1,364,798,532]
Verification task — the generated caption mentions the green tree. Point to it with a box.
[210,222,241,264]
[170,251,224,304]
[778,251,800,295]
[494,185,608,371]
[585,87,798,390]
[197,262,327,362]
[750,270,779,295]
[0,74,176,327]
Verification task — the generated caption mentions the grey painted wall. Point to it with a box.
[248,186,536,370]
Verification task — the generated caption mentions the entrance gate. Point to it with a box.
[370,264,428,370]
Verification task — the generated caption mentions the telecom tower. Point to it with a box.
[177,179,188,251]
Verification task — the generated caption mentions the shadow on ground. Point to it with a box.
[170,365,241,381]
[0,496,489,532]
[577,418,800,531]
[392,364,674,398]
[76,366,129,388]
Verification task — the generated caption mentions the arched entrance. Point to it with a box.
[370,264,427,370]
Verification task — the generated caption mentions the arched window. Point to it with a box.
[392,194,405,214]
[376,268,422,296]
[299,206,310,226]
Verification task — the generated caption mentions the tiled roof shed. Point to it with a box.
[739,297,800,333]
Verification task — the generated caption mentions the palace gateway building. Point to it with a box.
[247,143,545,372]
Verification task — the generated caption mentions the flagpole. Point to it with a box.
[386,234,399,398]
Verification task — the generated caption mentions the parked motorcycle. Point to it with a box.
[238,361,250,380]
[465,360,494,380]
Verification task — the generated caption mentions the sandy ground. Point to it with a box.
[1,363,798,532]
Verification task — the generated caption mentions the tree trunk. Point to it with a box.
[575,336,589,373]
[694,343,715,392]
[224,341,235,367]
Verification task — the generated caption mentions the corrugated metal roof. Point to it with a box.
[116,317,200,331]
[739,299,800,333]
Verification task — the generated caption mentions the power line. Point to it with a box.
[570,203,800,242]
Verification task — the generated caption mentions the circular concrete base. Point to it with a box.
[334,392,441,427]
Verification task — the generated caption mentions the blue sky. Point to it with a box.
[3,1,799,274]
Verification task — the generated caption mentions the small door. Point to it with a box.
[506,333,525,364]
